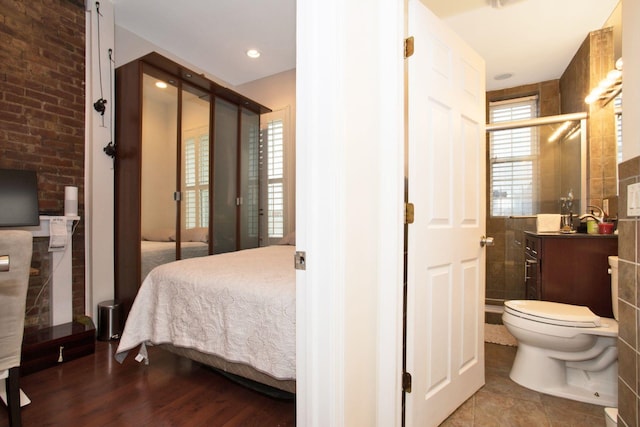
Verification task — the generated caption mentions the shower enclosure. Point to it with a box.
[484,113,587,315]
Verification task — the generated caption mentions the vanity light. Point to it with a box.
[585,57,623,105]
[155,81,168,89]
[246,49,261,59]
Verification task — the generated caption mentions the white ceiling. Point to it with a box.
[113,0,296,87]
[422,0,620,91]
[113,0,619,90]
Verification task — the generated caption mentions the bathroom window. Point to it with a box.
[614,93,622,163]
[489,96,539,217]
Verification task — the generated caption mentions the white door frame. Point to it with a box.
[295,0,405,425]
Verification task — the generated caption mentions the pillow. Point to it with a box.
[278,231,296,245]
[179,227,209,243]
[141,228,174,242]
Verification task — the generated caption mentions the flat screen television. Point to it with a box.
[0,168,40,227]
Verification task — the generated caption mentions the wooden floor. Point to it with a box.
[0,341,295,427]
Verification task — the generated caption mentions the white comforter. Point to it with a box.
[115,245,296,380]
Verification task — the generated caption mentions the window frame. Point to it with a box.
[488,96,539,217]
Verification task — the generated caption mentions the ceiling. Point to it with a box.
[113,0,620,90]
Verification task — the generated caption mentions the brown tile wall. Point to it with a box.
[617,156,640,426]
[486,81,560,304]
[561,27,619,216]
[0,0,86,328]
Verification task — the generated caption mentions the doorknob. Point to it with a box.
[480,236,494,247]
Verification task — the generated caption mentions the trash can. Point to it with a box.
[97,300,123,341]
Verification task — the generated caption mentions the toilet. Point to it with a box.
[502,255,619,408]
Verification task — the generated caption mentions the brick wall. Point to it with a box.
[0,0,86,328]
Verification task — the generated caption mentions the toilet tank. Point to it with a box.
[609,256,619,320]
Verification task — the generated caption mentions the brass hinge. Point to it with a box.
[404,36,414,59]
[405,202,415,224]
[402,372,412,393]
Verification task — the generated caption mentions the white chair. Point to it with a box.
[0,230,32,427]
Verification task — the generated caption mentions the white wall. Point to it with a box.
[85,1,116,317]
[622,0,640,161]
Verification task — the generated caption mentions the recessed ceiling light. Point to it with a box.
[155,81,168,89]
[246,49,261,59]
[494,72,513,81]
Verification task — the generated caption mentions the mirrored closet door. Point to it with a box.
[115,53,270,318]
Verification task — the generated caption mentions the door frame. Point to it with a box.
[295,0,405,425]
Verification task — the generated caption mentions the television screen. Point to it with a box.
[0,169,40,227]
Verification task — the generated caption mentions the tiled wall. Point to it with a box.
[561,27,619,214]
[616,156,640,426]
[486,81,560,305]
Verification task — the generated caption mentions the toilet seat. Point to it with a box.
[504,300,601,328]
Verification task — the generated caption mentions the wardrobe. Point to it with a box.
[115,52,270,317]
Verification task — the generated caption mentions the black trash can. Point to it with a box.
[97,300,123,341]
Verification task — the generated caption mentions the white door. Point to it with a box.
[405,1,486,425]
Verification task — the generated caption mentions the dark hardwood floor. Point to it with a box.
[0,341,295,427]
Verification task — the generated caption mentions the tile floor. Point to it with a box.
[441,343,608,426]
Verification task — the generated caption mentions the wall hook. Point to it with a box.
[93,98,107,115]
[103,141,116,159]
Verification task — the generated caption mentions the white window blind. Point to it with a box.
[615,94,622,164]
[266,119,284,238]
[183,127,209,229]
[246,121,260,239]
[489,96,539,216]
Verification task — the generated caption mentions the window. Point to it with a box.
[264,119,284,238]
[260,107,291,245]
[614,93,622,164]
[183,126,209,229]
[489,96,539,217]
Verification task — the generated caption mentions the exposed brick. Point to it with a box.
[0,0,86,329]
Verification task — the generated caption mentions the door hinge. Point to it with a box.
[405,202,415,224]
[173,191,181,201]
[404,36,415,59]
[402,372,412,393]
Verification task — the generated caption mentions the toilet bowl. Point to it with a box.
[502,256,619,407]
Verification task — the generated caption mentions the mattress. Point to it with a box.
[115,245,296,382]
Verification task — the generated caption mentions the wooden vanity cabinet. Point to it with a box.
[523,232,618,318]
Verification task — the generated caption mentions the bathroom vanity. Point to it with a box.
[524,231,618,318]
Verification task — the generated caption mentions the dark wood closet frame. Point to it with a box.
[115,52,271,318]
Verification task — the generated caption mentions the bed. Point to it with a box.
[115,244,296,393]
[141,240,209,281]
[140,227,211,281]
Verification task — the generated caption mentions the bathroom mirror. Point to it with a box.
[486,113,587,217]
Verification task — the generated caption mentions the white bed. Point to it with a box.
[115,245,296,392]
[140,240,209,281]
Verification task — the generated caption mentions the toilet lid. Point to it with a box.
[504,300,601,327]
